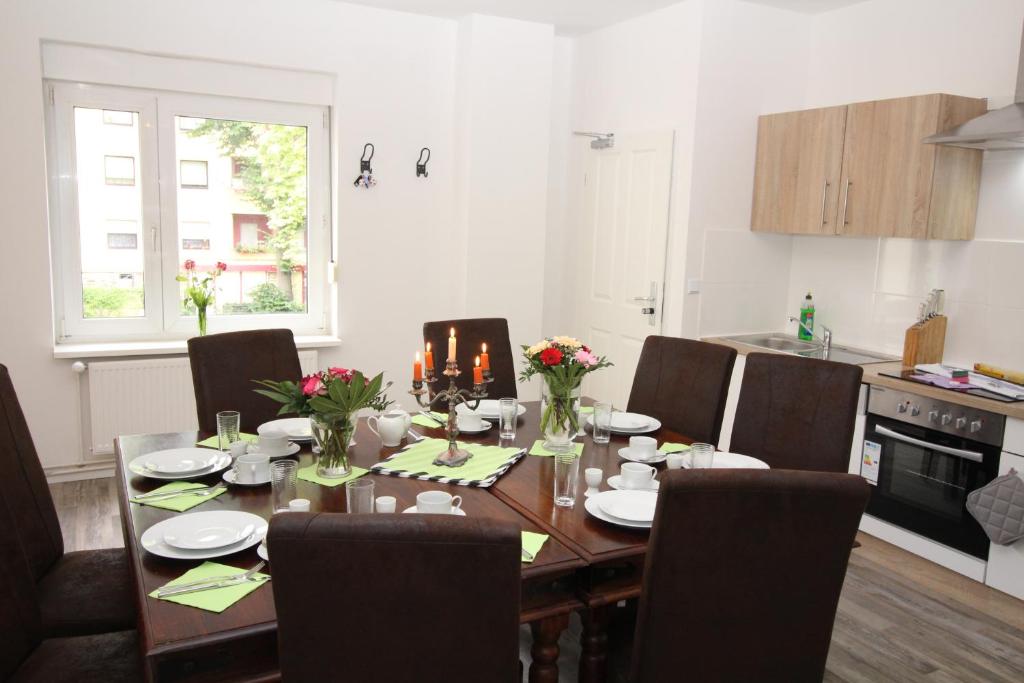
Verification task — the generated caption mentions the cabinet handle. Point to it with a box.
[840,179,852,228]
[819,180,830,226]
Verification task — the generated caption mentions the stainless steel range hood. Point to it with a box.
[924,21,1024,150]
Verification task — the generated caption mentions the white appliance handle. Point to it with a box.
[875,425,984,463]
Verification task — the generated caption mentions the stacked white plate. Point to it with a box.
[258,417,312,442]
[129,448,232,480]
[584,490,658,529]
[142,510,268,560]
[686,451,769,469]
[469,400,527,421]
[586,412,662,435]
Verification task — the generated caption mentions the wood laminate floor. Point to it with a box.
[52,478,1024,682]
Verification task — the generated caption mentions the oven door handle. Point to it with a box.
[874,425,984,463]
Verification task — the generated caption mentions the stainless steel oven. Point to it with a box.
[862,385,1003,560]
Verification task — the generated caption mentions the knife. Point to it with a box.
[132,484,225,502]
[156,562,267,597]
[418,410,446,427]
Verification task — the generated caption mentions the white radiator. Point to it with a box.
[86,351,317,456]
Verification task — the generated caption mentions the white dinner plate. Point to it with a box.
[596,490,659,522]
[246,442,301,459]
[587,413,662,435]
[617,447,668,464]
[607,474,660,492]
[256,541,269,562]
[584,495,652,529]
[402,506,467,516]
[468,400,527,421]
[129,452,232,480]
[141,511,267,560]
[161,512,257,550]
[137,448,219,475]
[686,451,770,470]
[456,420,493,435]
[259,417,312,441]
[222,469,272,487]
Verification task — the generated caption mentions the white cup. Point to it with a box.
[629,436,658,461]
[228,440,249,458]
[455,404,484,432]
[368,410,413,447]
[288,498,311,512]
[233,453,270,484]
[375,496,397,513]
[666,452,686,470]
[256,429,290,456]
[416,490,463,514]
[620,462,656,490]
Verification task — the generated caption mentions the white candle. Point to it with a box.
[448,327,457,362]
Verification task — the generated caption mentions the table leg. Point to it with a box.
[529,613,568,683]
[579,605,610,683]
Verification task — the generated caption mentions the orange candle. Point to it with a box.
[480,343,490,371]
[414,352,423,382]
[424,342,434,370]
[473,356,483,385]
[448,328,457,362]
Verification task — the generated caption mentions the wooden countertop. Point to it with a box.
[705,337,1024,422]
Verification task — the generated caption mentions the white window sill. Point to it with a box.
[53,335,341,359]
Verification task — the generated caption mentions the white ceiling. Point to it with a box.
[336,0,872,34]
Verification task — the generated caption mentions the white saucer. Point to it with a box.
[456,420,493,435]
[129,452,232,480]
[402,505,467,516]
[595,490,658,522]
[141,511,267,560]
[247,442,300,459]
[256,541,269,562]
[607,474,660,492]
[618,447,668,464]
[222,469,272,486]
[259,417,312,441]
[584,495,651,529]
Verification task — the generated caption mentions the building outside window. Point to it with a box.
[179,160,209,189]
[103,155,135,185]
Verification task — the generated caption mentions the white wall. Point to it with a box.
[787,0,1024,368]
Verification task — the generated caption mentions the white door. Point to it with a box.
[577,131,674,408]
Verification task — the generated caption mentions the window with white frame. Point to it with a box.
[46,82,329,342]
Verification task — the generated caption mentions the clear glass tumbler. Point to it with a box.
[346,478,375,513]
[270,460,298,513]
[592,402,612,444]
[553,452,581,508]
[498,398,518,440]
[216,410,240,451]
[690,443,715,469]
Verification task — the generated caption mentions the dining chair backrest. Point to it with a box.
[270,512,522,683]
[730,352,864,472]
[626,336,737,446]
[0,365,64,581]
[0,488,43,679]
[423,318,517,400]
[187,329,303,434]
[632,469,869,683]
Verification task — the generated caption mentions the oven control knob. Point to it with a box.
[928,410,939,423]
[970,419,983,434]
[910,405,921,416]
[940,413,953,426]
[896,403,908,413]
[955,416,967,429]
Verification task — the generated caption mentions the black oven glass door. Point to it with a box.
[864,415,997,560]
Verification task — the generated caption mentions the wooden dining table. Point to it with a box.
[114,399,693,683]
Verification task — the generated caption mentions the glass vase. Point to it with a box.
[197,306,208,336]
[312,413,356,478]
[540,380,582,453]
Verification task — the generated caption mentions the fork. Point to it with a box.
[132,484,226,503]
[156,561,267,597]
[406,429,425,443]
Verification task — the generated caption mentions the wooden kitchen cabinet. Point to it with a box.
[751,94,986,240]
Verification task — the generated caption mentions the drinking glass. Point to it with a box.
[690,442,715,469]
[346,478,375,513]
[592,402,612,444]
[270,460,298,513]
[553,452,581,508]
[216,411,240,452]
[499,398,518,440]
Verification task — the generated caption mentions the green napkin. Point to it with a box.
[411,413,447,428]
[528,440,584,457]
[660,442,691,454]
[377,438,522,481]
[130,481,226,512]
[197,433,259,449]
[521,531,549,564]
[150,561,269,613]
[297,464,370,488]
[579,406,595,415]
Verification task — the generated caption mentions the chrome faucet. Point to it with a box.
[788,316,832,358]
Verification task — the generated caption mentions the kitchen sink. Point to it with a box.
[723,333,897,365]
[728,333,820,354]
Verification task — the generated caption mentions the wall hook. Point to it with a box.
[416,147,431,178]
[354,143,376,188]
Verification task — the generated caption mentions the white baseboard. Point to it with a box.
[45,460,115,483]
[859,514,987,582]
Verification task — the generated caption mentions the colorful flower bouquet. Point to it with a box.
[254,368,392,478]
[519,337,611,451]
[176,260,227,336]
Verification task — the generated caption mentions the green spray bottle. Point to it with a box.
[798,292,815,341]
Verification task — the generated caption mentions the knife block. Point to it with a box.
[902,315,947,367]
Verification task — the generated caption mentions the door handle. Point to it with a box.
[874,425,984,463]
[840,179,851,229]
[819,179,830,226]
[633,281,658,326]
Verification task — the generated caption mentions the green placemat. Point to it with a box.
[579,406,595,415]
[522,531,549,564]
[150,561,269,613]
[297,465,370,488]
[372,438,525,487]
[411,413,447,428]
[130,481,226,512]
[528,440,584,457]
[197,433,259,449]
[660,442,691,454]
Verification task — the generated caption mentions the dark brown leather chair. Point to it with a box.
[0,490,142,683]
[188,329,303,433]
[627,336,737,446]
[269,512,521,683]
[423,318,517,399]
[730,352,864,472]
[0,365,134,639]
[631,469,869,683]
